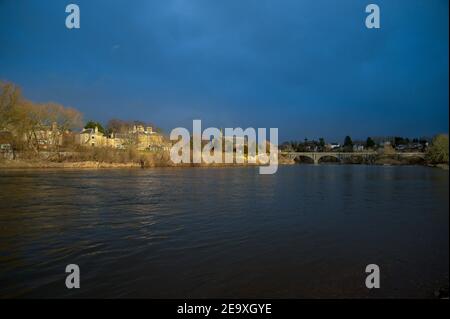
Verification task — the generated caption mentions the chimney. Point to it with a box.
[94,126,98,133]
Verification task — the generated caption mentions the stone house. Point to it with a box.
[76,125,168,151]
[76,126,107,147]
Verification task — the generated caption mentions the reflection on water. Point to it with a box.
[0,165,448,298]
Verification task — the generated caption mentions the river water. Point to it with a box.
[0,165,448,298]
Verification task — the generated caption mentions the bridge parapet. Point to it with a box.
[279,151,425,164]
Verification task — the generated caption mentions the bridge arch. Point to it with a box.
[294,155,315,164]
[344,154,366,164]
[281,151,415,165]
[317,155,341,164]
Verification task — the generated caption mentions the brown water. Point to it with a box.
[0,165,448,298]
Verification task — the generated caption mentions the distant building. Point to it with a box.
[76,125,167,151]
[0,131,13,159]
[327,143,340,150]
[76,126,107,147]
[23,122,64,149]
[395,144,406,151]
[353,144,364,152]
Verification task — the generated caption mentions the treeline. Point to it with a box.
[281,136,362,152]
[0,81,83,154]
[0,81,164,155]
[281,135,431,152]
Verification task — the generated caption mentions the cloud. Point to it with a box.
[0,0,448,140]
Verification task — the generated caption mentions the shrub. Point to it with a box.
[427,134,449,164]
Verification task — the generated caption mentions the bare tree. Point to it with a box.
[1,82,83,155]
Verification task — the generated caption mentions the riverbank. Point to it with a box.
[0,159,264,169]
[1,158,448,170]
[431,163,449,170]
[0,159,143,169]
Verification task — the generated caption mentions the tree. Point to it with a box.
[85,121,105,134]
[427,134,449,164]
[106,118,160,134]
[48,103,83,131]
[1,82,83,153]
[280,142,293,152]
[319,138,325,147]
[343,136,353,152]
[0,81,23,131]
[383,143,395,155]
[43,103,83,150]
[106,118,128,134]
[394,136,409,146]
[0,82,37,154]
[366,137,375,149]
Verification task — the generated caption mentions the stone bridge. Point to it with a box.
[280,151,425,165]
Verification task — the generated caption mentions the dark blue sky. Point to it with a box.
[0,0,448,142]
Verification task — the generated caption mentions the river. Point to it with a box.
[0,165,448,298]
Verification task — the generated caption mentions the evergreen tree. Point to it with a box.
[366,137,375,149]
[343,136,353,152]
[84,121,105,134]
